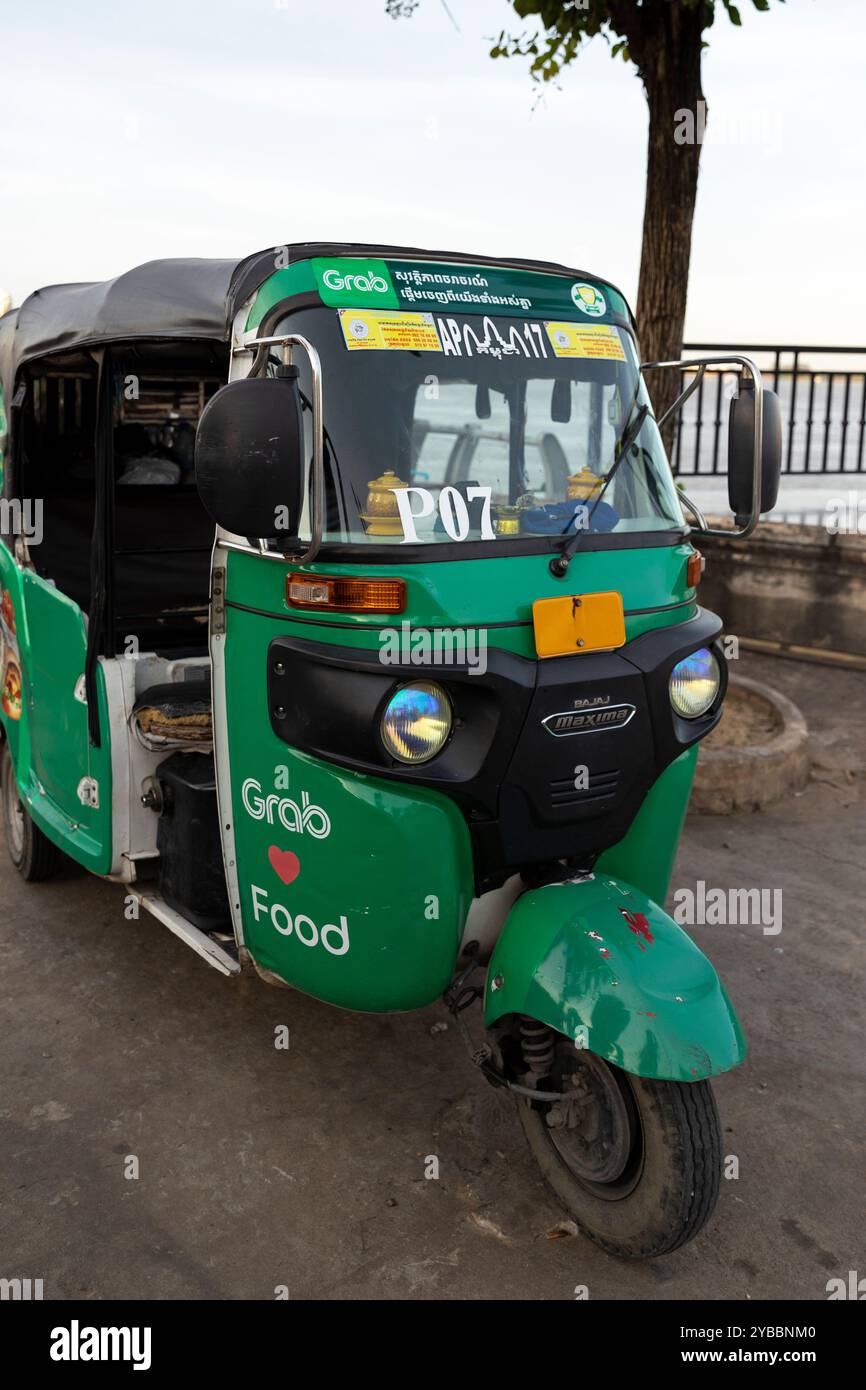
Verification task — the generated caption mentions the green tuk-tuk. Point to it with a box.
[0,244,781,1257]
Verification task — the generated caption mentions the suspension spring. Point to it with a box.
[520,1016,555,1078]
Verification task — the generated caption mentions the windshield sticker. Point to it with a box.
[395,266,533,313]
[305,256,625,323]
[545,322,626,362]
[313,257,401,309]
[436,315,549,360]
[571,283,607,317]
[339,309,443,352]
[391,484,496,543]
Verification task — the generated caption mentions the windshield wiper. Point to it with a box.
[549,402,650,577]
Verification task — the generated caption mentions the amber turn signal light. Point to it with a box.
[687,551,705,588]
[287,573,406,614]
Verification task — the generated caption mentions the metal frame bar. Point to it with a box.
[641,354,764,539]
[219,333,325,567]
[682,342,865,477]
[129,889,240,976]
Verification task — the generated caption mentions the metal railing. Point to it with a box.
[673,344,866,476]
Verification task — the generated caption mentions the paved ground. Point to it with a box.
[1,651,864,1301]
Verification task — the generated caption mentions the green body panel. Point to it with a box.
[226,544,697,659]
[221,540,706,1009]
[484,873,746,1081]
[0,541,112,872]
[596,747,698,906]
[246,261,318,329]
[222,601,474,1011]
[20,572,90,809]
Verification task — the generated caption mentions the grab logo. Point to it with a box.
[313,257,398,308]
[241,778,331,838]
[322,267,389,295]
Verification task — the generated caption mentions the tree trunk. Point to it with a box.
[630,2,706,464]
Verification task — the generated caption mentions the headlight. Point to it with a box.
[380,682,452,763]
[669,647,720,718]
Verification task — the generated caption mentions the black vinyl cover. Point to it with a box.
[0,259,242,404]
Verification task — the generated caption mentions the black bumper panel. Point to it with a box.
[267,609,725,891]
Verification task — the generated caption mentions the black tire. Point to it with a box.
[1,741,64,881]
[517,1032,722,1259]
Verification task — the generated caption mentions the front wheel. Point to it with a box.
[517,1030,722,1258]
[1,742,63,881]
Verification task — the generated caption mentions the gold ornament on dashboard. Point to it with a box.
[360,470,408,536]
[493,504,522,536]
[567,466,603,502]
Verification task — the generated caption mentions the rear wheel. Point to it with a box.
[517,1027,722,1258]
[1,742,63,881]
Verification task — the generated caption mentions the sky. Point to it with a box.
[0,0,863,347]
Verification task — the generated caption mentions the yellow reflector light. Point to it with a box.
[287,573,406,614]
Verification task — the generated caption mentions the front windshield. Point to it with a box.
[275,305,684,547]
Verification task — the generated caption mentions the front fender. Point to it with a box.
[484,873,746,1082]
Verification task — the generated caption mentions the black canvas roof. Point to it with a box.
[0,257,247,403]
[0,242,628,406]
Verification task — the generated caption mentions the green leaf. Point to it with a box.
[723,0,743,25]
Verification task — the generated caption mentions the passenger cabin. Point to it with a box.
[0,256,279,915]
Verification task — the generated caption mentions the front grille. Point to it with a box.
[549,768,620,810]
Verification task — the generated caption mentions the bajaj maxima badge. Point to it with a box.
[542,703,636,735]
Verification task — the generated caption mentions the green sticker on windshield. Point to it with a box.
[571,283,607,317]
[250,255,629,331]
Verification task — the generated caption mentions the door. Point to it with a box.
[16,566,111,872]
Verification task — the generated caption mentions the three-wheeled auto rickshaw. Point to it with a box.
[0,244,781,1257]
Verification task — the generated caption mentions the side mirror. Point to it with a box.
[728,382,782,522]
[195,374,304,540]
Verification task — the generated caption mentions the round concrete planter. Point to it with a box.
[691,674,810,815]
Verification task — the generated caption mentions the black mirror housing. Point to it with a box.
[727,382,782,521]
[195,375,304,540]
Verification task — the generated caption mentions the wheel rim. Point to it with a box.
[543,1050,644,1199]
[3,757,26,862]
